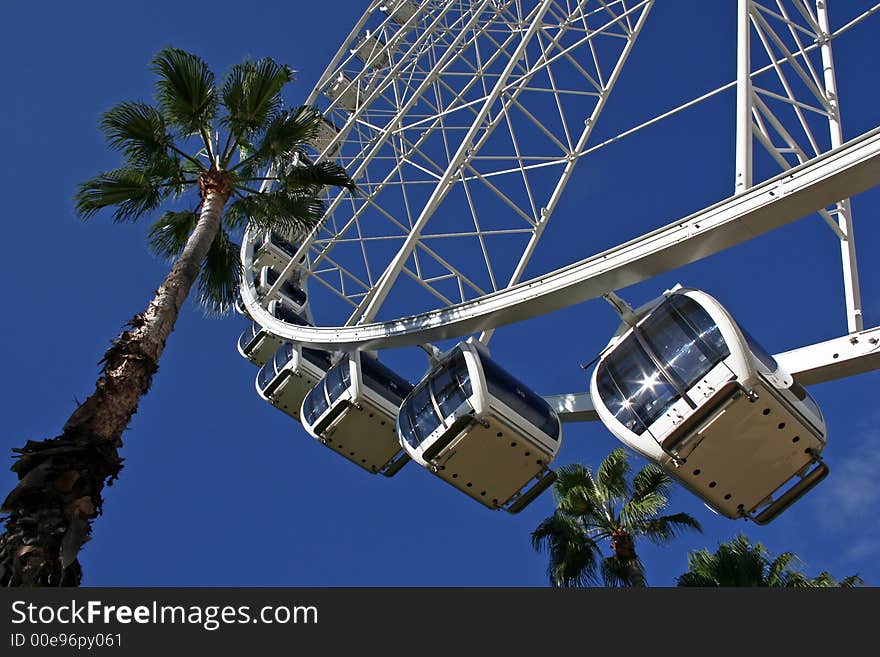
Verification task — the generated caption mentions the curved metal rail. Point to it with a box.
[240,124,880,350]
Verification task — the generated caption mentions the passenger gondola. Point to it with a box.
[256,342,334,420]
[237,300,311,366]
[255,265,308,311]
[253,230,307,272]
[324,72,359,113]
[352,30,391,69]
[382,0,419,27]
[300,352,413,476]
[589,285,828,525]
[397,338,562,513]
[309,117,342,158]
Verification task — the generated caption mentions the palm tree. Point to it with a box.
[531,448,702,587]
[0,48,354,586]
[677,533,863,587]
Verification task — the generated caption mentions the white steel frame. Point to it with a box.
[239,0,880,416]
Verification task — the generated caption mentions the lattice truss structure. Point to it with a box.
[738,0,872,332]
[295,0,655,326]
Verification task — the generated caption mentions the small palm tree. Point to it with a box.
[532,448,702,587]
[0,47,354,586]
[677,533,863,587]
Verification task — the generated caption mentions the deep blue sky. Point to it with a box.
[2,1,879,587]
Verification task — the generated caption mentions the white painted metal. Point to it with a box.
[547,324,880,423]
[354,0,560,325]
[741,0,866,333]
[241,0,659,329]
[398,337,562,512]
[776,324,880,386]
[736,0,753,194]
[240,124,880,350]
[817,0,863,332]
[236,1,880,413]
[299,352,412,476]
[588,287,828,523]
[256,343,333,422]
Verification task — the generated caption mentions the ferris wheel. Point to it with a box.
[237,0,880,519]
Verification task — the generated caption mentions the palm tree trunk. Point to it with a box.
[611,529,647,587]
[0,189,228,586]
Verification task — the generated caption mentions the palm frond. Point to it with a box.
[620,491,668,526]
[281,160,356,192]
[766,551,804,587]
[552,463,601,518]
[635,512,702,545]
[681,534,863,587]
[835,574,864,588]
[600,555,644,587]
[631,463,672,500]
[221,58,293,140]
[75,167,169,222]
[596,448,632,502]
[197,228,240,316]
[553,463,596,498]
[531,513,600,587]
[678,534,771,586]
[676,570,717,587]
[100,101,176,167]
[147,210,199,260]
[226,188,325,234]
[677,548,721,586]
[243,106,323,168]
[151,47,217,135]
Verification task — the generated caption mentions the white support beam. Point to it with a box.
[549,325,880,423]
[775,325,880,386]
[735,0,753,194]
[818,0,864,333]
[353,0,557,325]
[243,124,880,351]
[544,392,599,423]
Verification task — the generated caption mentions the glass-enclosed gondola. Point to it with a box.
[382,0,419,27]
[590,285,828,525]
[352,30,391,69]
[256,342,333,420]
[237,300,311,366]
[398,339,562,513]
[255,265,308,311]
[324,72,356,112]
[300,352,413,476]
[309,117,342,158]
[252,230,307,272]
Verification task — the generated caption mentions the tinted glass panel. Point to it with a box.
[399,383,439,449]
[281,281,307,307]
[265,231,298,257]
[431,351,473,418]
[273,302,311,326]
[801,390,823,424]
[789,381,823,424]
[302,382,329,425]
[324,360,351,404]
[302,348,333,371]
[272,343,295,372]
[238,322,261,351]
[480,354,560,441]
[599,338,679,435]
[361,356,413,404]
[668,294,729,358]
[257,362,277,391]
[738,324,778,372]
[596,369,643,435]
[640,295,729,391]
[262,268,307,307]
